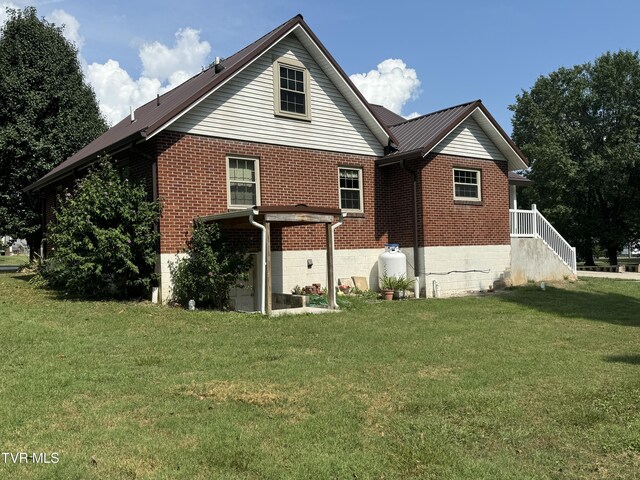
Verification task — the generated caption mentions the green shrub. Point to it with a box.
[40,160,161,298]
[170,220,252,310]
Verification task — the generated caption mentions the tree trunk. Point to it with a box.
[582,245,596,266]
[607,245,618,266]
[27,229,42,263]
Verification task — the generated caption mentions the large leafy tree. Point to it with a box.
[0,7,107,254]
[511,50,640,265]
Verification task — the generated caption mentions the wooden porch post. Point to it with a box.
[265,221,272,315]
[326,222,335,310]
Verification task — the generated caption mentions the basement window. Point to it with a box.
[227,156,260,208]
[273,56,311,121]
[453,168,481,201]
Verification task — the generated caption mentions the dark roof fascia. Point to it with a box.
[295,17,398,146]
[476,102,529,167]
[145,15,304,137]
[375,149,423,167]
[24,131,146,192]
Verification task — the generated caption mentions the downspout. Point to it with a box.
[400,159,421,299]
[330,213,346,308]
[249,208,266,315]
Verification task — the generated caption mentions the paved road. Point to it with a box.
[578,270,640,281]
[0,266,20,272]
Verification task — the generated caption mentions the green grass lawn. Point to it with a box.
[1,274,639,479]
[0,254,29,266]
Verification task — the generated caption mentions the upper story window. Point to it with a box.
[453,168,481,201]
[273,56,311,121]
[227,156,260,208]
[339,167,363,213]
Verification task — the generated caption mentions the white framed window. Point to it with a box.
[453,168,481,201]
[339,167,363,213]
[227,156,260,208]
[273,56,311,121]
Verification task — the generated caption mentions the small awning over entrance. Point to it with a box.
[200,205,343,315]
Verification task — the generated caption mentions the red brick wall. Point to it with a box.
[155,131,389,254]
[420,153,510,246]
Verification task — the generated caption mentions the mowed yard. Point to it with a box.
[1,274,639,479]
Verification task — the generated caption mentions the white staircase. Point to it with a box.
[509,204,577,274]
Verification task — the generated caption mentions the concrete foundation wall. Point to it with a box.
[158,248,385,304]
[421,245,511,298]
[271,248,384,294]
[158,253,188,302]
[159,244,518,304]
[510,237,576,284]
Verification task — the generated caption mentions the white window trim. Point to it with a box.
[453,167,482,202]
[226,155,261,210]
[273,56,311,121]
[338,167,364,213]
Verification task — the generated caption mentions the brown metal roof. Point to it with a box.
[369,104,406,126]
[27,14,394,192]
[377,100,529,168]
[387,100,479,156]
[508,171,532,185]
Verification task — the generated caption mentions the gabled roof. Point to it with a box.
[26,14,395,192]
[377,100,528,171]
[369,104,406,126]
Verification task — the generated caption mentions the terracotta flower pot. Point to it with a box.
[383,288,394,301]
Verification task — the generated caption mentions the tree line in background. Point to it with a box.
[511,50,640,266]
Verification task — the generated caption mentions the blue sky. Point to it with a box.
[3,0,640,132]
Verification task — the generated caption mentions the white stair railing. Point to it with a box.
[510,204,577,274]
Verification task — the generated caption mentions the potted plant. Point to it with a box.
[379,271,396,300]
[392,274,414,300]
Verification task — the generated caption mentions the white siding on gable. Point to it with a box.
[169,35,384,156]
[432,117,507,161]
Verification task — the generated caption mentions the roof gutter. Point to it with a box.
[376,149,424,167]
[24,130,148,193]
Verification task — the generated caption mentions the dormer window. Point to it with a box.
[273,56,311,121]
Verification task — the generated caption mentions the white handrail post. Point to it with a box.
[572,247,577,273]
[531,204,538,238]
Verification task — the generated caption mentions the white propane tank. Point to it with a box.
[378,244,407,281]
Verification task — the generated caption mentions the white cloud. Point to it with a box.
[140,28,210,82]
[350,59,421,117]
[46,9,83,49]
[86,60,162,125]
[86,28,211,125]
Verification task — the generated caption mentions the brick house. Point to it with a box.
[27,14,576,312]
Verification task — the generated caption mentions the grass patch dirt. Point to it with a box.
[1,273,639,478]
